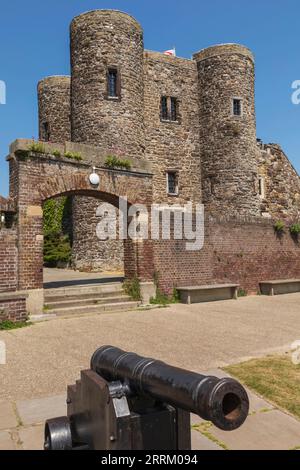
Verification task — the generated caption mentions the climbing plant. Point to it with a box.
[43,197,73,266]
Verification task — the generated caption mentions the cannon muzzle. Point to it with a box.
[91,345,249,431]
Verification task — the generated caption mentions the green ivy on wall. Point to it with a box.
[43,197,73,267]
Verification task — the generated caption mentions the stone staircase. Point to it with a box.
[43,282,140,318]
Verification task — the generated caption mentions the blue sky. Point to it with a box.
[0,0,299,196]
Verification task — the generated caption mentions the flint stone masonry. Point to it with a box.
[194,45,260,217]
[72,196,124,272]
[258,143,300,219]
[70,10,145,159]
[38,76,71,143]
[144,51,202,205]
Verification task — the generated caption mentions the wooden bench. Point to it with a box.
[259,279,300,296]
[177,284,239,304]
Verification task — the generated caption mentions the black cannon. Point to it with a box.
[44,346,249,450]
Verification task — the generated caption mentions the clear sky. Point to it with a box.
[0,0,299,196]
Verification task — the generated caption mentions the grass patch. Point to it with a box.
[28,141,46,153]
[64,151,83,161]
[224,355,300,419]
[150,288,180,306]
[0,320,32,330]
[105,155,132,170]
[237,288,247,297]
[193,422,229,450]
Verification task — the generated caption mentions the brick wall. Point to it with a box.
[7,143,154,290]
[0,228,18,292]
[210,218,300,293]
[0,229,27,323]
[154,217,300,295]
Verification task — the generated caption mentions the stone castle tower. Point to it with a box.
[37,9,300,272]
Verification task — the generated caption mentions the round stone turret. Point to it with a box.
[38,76,71,143]
[194,44,260,216]
[70,10,145,159]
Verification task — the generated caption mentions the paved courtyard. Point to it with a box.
[0,292,300,449]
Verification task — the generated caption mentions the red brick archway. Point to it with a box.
[7,140,155,313]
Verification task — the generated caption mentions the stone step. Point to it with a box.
[44,290,126,303]
[44,283,124,300]
[49,301,140,317]
[45,295,131,310]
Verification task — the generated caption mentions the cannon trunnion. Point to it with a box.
[45,346,249,450]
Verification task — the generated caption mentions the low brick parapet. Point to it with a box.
[0,291,29,322]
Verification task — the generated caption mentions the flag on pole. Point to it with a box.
[163,47,176,57]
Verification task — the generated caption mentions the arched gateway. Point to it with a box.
[2,139,155,315]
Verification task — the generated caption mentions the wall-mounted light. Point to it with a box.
[89,167,100,186]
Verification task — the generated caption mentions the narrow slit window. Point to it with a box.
[233,99,242,116]
[43,122,50,141]
[161,96,168,120]
[108,69,118,98]
[167,172,178,195]
[258,176,265,198]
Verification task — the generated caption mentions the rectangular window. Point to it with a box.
[233,98,242,116]
[161,96,168,120]
[108,68,118,98]
[161,96,179,122]
[167,172,178,195]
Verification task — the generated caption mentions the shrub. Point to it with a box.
[150,288,180,305]
[52,149,61,158]
[43,197,71,236]
[28,141,46,153]
[64,151,83,161]
[43,197,72,267]
[105,155,132,170]
[274,220,285,233]
[237,288,247,297]
[123,277,141,301]
[290,223,300,236]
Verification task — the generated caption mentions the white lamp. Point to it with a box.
[89,167,100,186]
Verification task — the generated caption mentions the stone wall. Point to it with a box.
[153,217,300,295]
[258,143,300,220]
[72,196,124,272]
[144,52,201,204]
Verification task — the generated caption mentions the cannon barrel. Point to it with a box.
[91,345,249,431]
